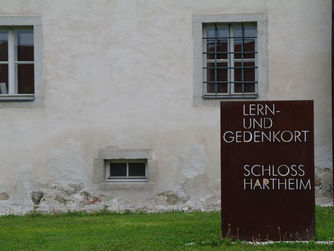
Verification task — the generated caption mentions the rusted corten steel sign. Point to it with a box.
[221,101,315,241]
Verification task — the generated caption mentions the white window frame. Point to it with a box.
[193,14,267,106]
[105,159,148,182]
[0,17,42,102]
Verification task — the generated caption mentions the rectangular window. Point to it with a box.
[105,160,147,182]
[203,23,257,98]
[0,27,34,96]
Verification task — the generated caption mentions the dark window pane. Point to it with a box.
[206,62,227,94]
[207,63,215,82]
[16,30,34,61]
[244,62,255,81]
[207,63,227,82]
[128,163,146,177]
[0,31,8,61]
[217,63,227,81]
[110,163,127,176]
[235,82,256,93]
[207,40,228,59]
[0,64,8,94]
[234,62,255,93]
[207,84,228,94]
[234,62,255,82]
[234,39,255,59]
[217,83,228,93]
[207,83,215,93]
[234,39,242,58]
[245,83,255,92]
[234,62,242,81]
[234,83,242,93]
[244,39,255,58]
[17,64,34,94]
[216,39,228,59]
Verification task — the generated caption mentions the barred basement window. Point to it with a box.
[0,27,34,96]
[105,159,147,182]
[203,23,257,98]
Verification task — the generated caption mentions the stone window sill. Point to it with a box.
[202,95,258,99]
[0,94,35,101]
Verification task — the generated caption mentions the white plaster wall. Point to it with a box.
[0,0,331,214]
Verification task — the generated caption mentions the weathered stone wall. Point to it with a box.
[0,0,332,215]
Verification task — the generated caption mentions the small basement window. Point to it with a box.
[105,159,147,182]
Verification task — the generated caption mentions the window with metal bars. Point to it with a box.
[203,23,257,98]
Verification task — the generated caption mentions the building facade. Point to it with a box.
[0,0,332,214]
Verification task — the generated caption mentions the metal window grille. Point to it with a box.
[203,23,258,98]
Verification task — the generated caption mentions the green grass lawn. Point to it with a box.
[0,206,333,250]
